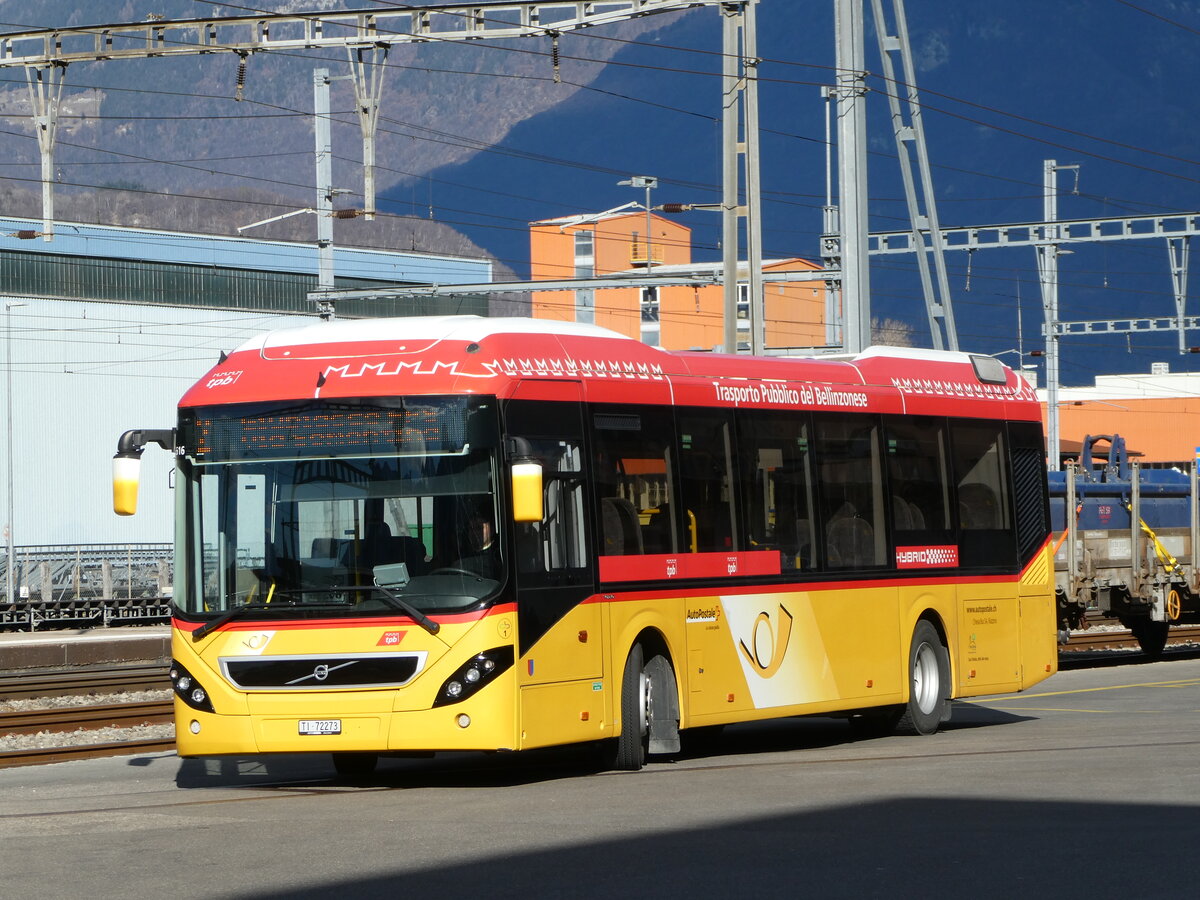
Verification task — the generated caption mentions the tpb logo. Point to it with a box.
[206,370,242,389]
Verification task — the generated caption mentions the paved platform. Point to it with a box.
[0,626,171,671]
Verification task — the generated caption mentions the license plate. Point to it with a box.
[298,719,341,735]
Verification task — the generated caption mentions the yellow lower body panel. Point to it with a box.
[174,680,519,758]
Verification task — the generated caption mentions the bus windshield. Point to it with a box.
[177,397,503,618]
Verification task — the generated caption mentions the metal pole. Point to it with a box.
[721,4,740,354]
[743,0,764,356]
[1038,159,1076,472]
[1041,159,1061,471]
[5,302,22,607]
[314,68,335,316]
[835,0,870,352]
[645,182,653,275]
[820,86,842,347]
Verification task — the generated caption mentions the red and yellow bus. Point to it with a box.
[114,316,1056,775]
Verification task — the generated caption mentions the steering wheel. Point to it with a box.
[428,567,479,578]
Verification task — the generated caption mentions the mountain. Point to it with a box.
[0,1,683,249]
[4,1,1200,385]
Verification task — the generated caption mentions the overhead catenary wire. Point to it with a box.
[2,1,1190,369]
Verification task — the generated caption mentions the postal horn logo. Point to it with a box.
[738,604,794,678]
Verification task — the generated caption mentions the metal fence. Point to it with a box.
[0,543,172,631]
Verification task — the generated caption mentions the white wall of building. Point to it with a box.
[3,296,305,547]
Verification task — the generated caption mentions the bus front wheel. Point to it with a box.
[897,620,950,736]
[612,643,650,771]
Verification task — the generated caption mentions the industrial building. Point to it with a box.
[1,217,491,615]
[1044,362,1200,468]
[529,207,831,350]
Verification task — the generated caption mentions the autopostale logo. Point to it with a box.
[738,604,794,678]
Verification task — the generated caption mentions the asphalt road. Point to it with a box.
[4,656,1199,899]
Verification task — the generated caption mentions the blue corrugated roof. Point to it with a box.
[0,217,491,285]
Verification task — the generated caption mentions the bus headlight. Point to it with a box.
[169,660,215,713]
[433,647,513,707]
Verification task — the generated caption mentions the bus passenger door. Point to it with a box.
[505,389,606,748]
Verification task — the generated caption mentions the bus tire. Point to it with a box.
[896,620,949,736]
[332,752,378,778]
[1128,618,1169,657]
[612,643,649,771]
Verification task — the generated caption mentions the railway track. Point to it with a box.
[0,738,176,769]
[1,664,175,769]
[0,663,169,701]
[0,700,173,737]
[1061,623,1200,652]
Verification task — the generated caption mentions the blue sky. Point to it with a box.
[385,1,1200,386]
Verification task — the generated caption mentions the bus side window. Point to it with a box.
[677,408,738,554]
[813,414,886,570]
[591,406,676,556]
[883,415,953,553]
[513,438,587,579]
[736,407,817,571]
[950,421,1016,569]
[502,399,589,587]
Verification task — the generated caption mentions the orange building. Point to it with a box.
[529,206,829,350]
[1041,366,1200,466]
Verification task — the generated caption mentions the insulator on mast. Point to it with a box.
[234,52,248,102]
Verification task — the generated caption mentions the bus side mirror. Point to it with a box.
[112,428,174,516]
[511,461,543,523]
[113,453,142,516]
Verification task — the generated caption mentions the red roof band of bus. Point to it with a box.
[179,315,1041,421]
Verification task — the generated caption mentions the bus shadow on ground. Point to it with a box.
[237,795,1198,899]
[171,702,1034,790]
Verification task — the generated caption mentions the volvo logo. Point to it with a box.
[284,659,359,686]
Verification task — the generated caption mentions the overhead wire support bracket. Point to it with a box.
[347,44,388,221]
[23,61,66,242]
[869,0,957,350]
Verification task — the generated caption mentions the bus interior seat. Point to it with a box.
[602,496,643,555]
[794,518,813,568]
[335,524,429,574]
[907,501,926,530]
[892,495,928,531]
[958,483,999,529]
[310,538,339,559]
[393,535,430,575]
[642,505,673,554]
[826,515,875,568]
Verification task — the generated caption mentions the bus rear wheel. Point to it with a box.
[897,620,949,736]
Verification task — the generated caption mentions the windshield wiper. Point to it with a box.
[322,584,441,636]
[371,585,441,636]
[192,597,298,642]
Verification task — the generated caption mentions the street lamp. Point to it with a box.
[618,176,657,272]
[5,301,25,608]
